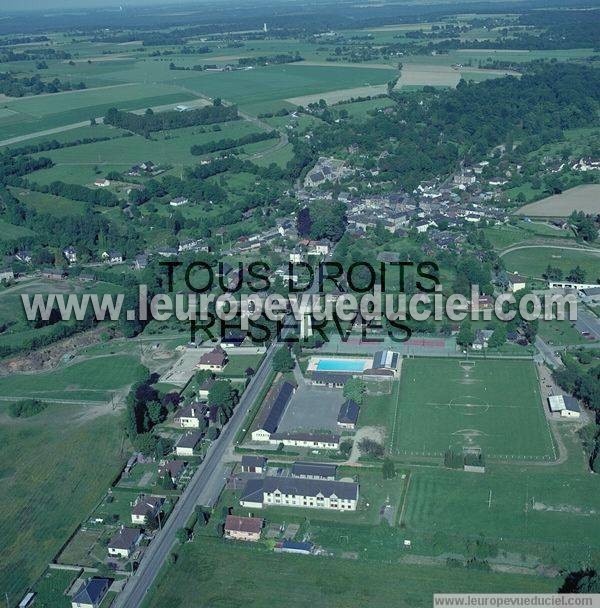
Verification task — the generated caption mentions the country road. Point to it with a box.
[499,243,600,257]
[113,335,284,608]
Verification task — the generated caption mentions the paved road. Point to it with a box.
[535,336,563,368]
[575,307,600,341]
[114,335,284,608]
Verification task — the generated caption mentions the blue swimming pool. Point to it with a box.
[315,358,369,372]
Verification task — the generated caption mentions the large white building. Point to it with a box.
[240,476,359,511]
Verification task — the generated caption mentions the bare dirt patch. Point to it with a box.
[516,184,600,217]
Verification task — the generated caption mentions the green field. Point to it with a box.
[391,359,555,460]
[142,536,557,608]
[0,404,124,603]
[501,246,600,281]
[0,355,146,402]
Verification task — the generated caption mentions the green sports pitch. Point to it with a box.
[391,358,556,461]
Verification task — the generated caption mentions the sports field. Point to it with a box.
[391,358,555,461]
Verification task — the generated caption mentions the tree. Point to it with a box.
[207,426,220,440]
[358,438,384,458]
[382,458,396,479]
[297,206,312,237]
[488,324,507,349]
[567,265,586,283]
[208,380,235,408]
[343,377,367,405]
[272,346,294,373]
[176,528,190,544]
[456,321,474,348]
[339,439,353,458]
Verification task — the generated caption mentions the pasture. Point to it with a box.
[516,184,600,217]
[0,404,124,603]
[391,358,555,461]
[501,246,600,281]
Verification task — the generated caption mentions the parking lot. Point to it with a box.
[277,385,345,433]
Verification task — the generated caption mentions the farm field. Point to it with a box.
[142,536,557,608]
[516,184,600,217]
[391,358,555,461]
[0,404,124,604]
[0,355,146,402]
[501,246,600,281]
[28,120,269,185]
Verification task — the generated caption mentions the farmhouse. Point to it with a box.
[197,346,228,371]
[269,431,340,450]
[107,526,142,559]
[251,380,297,441]
[291,461,337,480]
[337,399,360,430]
[224,515,264,542]
[174,403,207,428]
[41,268,67,280]
[131,495,164,525]
[15,250,32,263]
[175,431,203,456]
[240,476,359,511]
[548,394,581,419]
[101,250,123,264]
[241,455,267,474]
[170,196,189,207]
[71,577,112,608]
[94,178,110,187]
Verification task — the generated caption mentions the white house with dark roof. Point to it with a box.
[107,526,142,559]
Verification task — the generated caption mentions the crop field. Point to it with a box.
[501,246,600,280]
[0,404,124,603]
[391,358,555,461]
[142,537,556,608]
[516,184,600,217]
[0,355,146,402]
[176,64,396,113]
[9,186,86,217]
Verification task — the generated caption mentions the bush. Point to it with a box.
[8,399,47,418]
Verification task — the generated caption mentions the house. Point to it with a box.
[133,254,148,270]
[94,178,110,187]
[174,403,207,428]
[107,526,142,559]
[197,346,228,371]
[131,495,164,525]
[79,272,96,282]
[548,395,581,419]
[63,246,77,264]
[241,455,267,474]
[156,247,178,258]
[198,376,215,400]
[102,250,123,264]
[251,380,297,441]
[507,273,527,293]
[224,515,264,542]
[15,250,32,263]
[221,330,245,348]
[175,431,203,456]
[274,539,314,555]
[170,197,189,207]
[307,239,330,256]
[289,248,304,264]
[415,220,437,234]
[0,269,14,282]
[240,476,359,511]
[41,268,67,280]
[337,399,360,430]
[268,431,340,450]
[291,461,337,480]
[71,577,112,608]
[158,460,187,484]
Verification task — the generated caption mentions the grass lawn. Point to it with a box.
[0,405,124,603]
[142,536,557,608]
[0,355,146,402]
[220,353,264,378]
[537,319,589,346]
[391,359,555,461]
[501,246,600,281]
[30,568,79,608]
